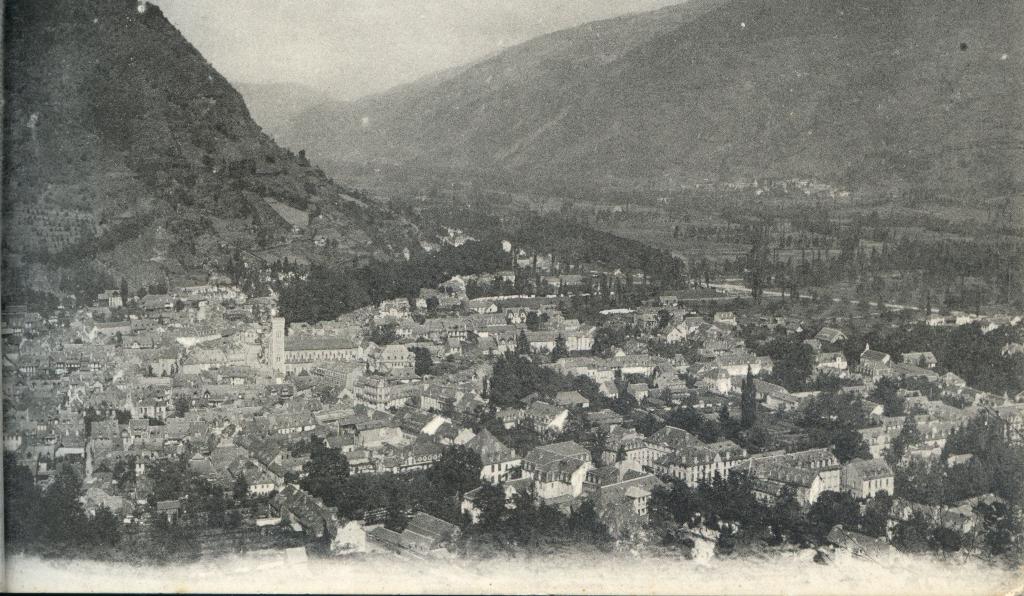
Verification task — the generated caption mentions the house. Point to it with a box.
[753,379,795,411]
[841,458,895,499]
[857,345,892,380]
[635,425,700,469]
[495,408,526,430]
[815,327,847,344]
[461,478,533,524]
[586,463,663,536]
[741,448,841,506]
[369,511,460,555]
[521,441,593,503]
[374,344,416,372]
[696,367,732,394]
[654,440,748,487]
[524,400,569,434]
[713,311,737,327]
[553,390,589,409]
[465,429,521,484]
[901,352,938,369]
[626,383,650,402]
[814,352,849,376]
[665,323,690,344]
[404,511,460,547]
[156,499,181,523]
[271,484,343,542]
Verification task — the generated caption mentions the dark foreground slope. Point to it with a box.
[287,0,1023,198]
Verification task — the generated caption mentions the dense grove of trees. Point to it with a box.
[4,455,122,559]
[895,413,1024,507]
[459,485,612,556]
[649,472,895,550]
[840,323,1024,396]
[298,438,482,526]
[795,392,872,463]
[277,239,510,322]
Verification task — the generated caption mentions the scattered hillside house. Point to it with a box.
[521,441,593,504]
[654,440,748,487]
[901,352,938,369]
[841,458,895,499]
[815,327,847,344]
[465,428,521,484]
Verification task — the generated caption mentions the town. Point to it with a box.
[4,243,1022,566]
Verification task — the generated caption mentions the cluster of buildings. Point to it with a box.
[3,258,1023,559]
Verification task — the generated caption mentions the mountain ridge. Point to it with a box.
[284,0,1024,198]
[3,0,416,295]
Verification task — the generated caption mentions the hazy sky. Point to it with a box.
[153,0,682,100]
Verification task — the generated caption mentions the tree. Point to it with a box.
[90,505,122,547]
[300,436,349,506]
[370,322,399,345]
[515,330,531,355]
[120,277,130,302]
[232,473,249,501]
[173,395,191,416]
[892,512,932,553]
[885,417,921,466]
[831,427,873,464]
[551,334,568,361]
[871,377,904,417]
[741,368,757,428]
[861,491,893,538]
[412,346,433,376]
[806,491,861,541]
[431,445,483,496]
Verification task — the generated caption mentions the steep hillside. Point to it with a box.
[2,0,415,295]
[286,0,1024,198]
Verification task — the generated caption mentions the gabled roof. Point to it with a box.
[465,428,516,464]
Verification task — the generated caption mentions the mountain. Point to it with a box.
[2,0,415,294]
[234,81,331,144]
[285,0,1024,198]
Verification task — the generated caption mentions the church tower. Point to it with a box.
[270,316,286,380]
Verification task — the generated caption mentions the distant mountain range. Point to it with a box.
[3,0,415,291]
[284,0,1023,198]
[234,81,331,143]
